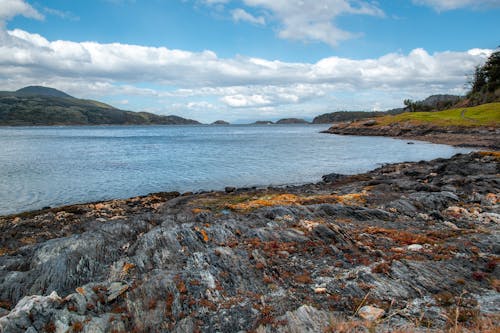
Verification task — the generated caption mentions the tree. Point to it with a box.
[403,99,417,112]
[483,50,500,92]
[468,49,500,97]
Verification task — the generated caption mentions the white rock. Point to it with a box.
[358,305,385,321]
[314,287,327,294]
[407,244,423,251]
[107,283,129,302]
[443,221,459,230]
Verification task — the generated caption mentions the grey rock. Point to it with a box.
[0,152,498,332]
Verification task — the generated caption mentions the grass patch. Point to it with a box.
[376,103,500,127]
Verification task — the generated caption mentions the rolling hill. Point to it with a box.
[0,86,200,126]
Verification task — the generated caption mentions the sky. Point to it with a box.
[0,0,498,123]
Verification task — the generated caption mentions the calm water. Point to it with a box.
[0,125,473,215]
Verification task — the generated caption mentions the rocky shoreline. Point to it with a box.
[325,121,500,150]
[0,152,499,332]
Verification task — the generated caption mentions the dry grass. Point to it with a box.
[189,190,368,213]
[322,314,500,333]
[191,192,367,212]
[363,227,436,245]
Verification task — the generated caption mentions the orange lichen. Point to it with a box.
[20,236,37,245]
[71,321,84,333]
[364,227,435,245]
[191,208,210,214]
[176,280,187,294]
[165,293,174,318]
[76,287,85,295]
[199,299,217,311]
[491,279,500,292]
[478,151,500,159]
[148,299,157,310]
[0,248,12,256]
[293,272,313,284]
[194,226,209,242]
[225,194,300,211]
[122,262,136,275]
[190,279,201,286]
[485,193,499,204]
[225,192,367,212]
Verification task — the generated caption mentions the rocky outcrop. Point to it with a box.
[0,152,499,332]
[325,121,500,150]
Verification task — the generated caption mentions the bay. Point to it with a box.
[0,124,473,215]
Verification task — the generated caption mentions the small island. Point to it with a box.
[252,120,274,125]
[211,120,230,125]
[275,118,309,124]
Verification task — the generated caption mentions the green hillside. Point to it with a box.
[0,87,200,126]
[15,86,75,99]
[377,102,500,127]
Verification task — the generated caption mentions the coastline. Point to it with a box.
[323,124,500,151]
[0,151,498,332]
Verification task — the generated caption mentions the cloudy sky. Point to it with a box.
[0,0,498,123]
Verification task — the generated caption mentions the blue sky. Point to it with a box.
[0,0,498,122]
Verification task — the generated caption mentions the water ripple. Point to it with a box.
[0,125,473,215]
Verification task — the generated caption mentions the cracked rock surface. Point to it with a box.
[0,152,498,332]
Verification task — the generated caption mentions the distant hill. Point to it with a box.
[419,95,461,109]
[404,94,462,112]
[15,86,74,99]
[312,109,405,124]
[0,86,200,126]
[313,94,463,124]
[275,118,309,124]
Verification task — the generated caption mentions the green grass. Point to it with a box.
[377,102,500,127]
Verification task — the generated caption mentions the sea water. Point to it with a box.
[0,124,473,215]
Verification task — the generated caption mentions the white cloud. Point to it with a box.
[240,0,385,47]
[43,7,80,21]
[412,0,500,11]
[0,25,493,121]
[0,0,43,24]
[1,28,491,91]
[221,94,271,107]
[199,0,384,46]
[186,101,217,109]
[231,8,265,25]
